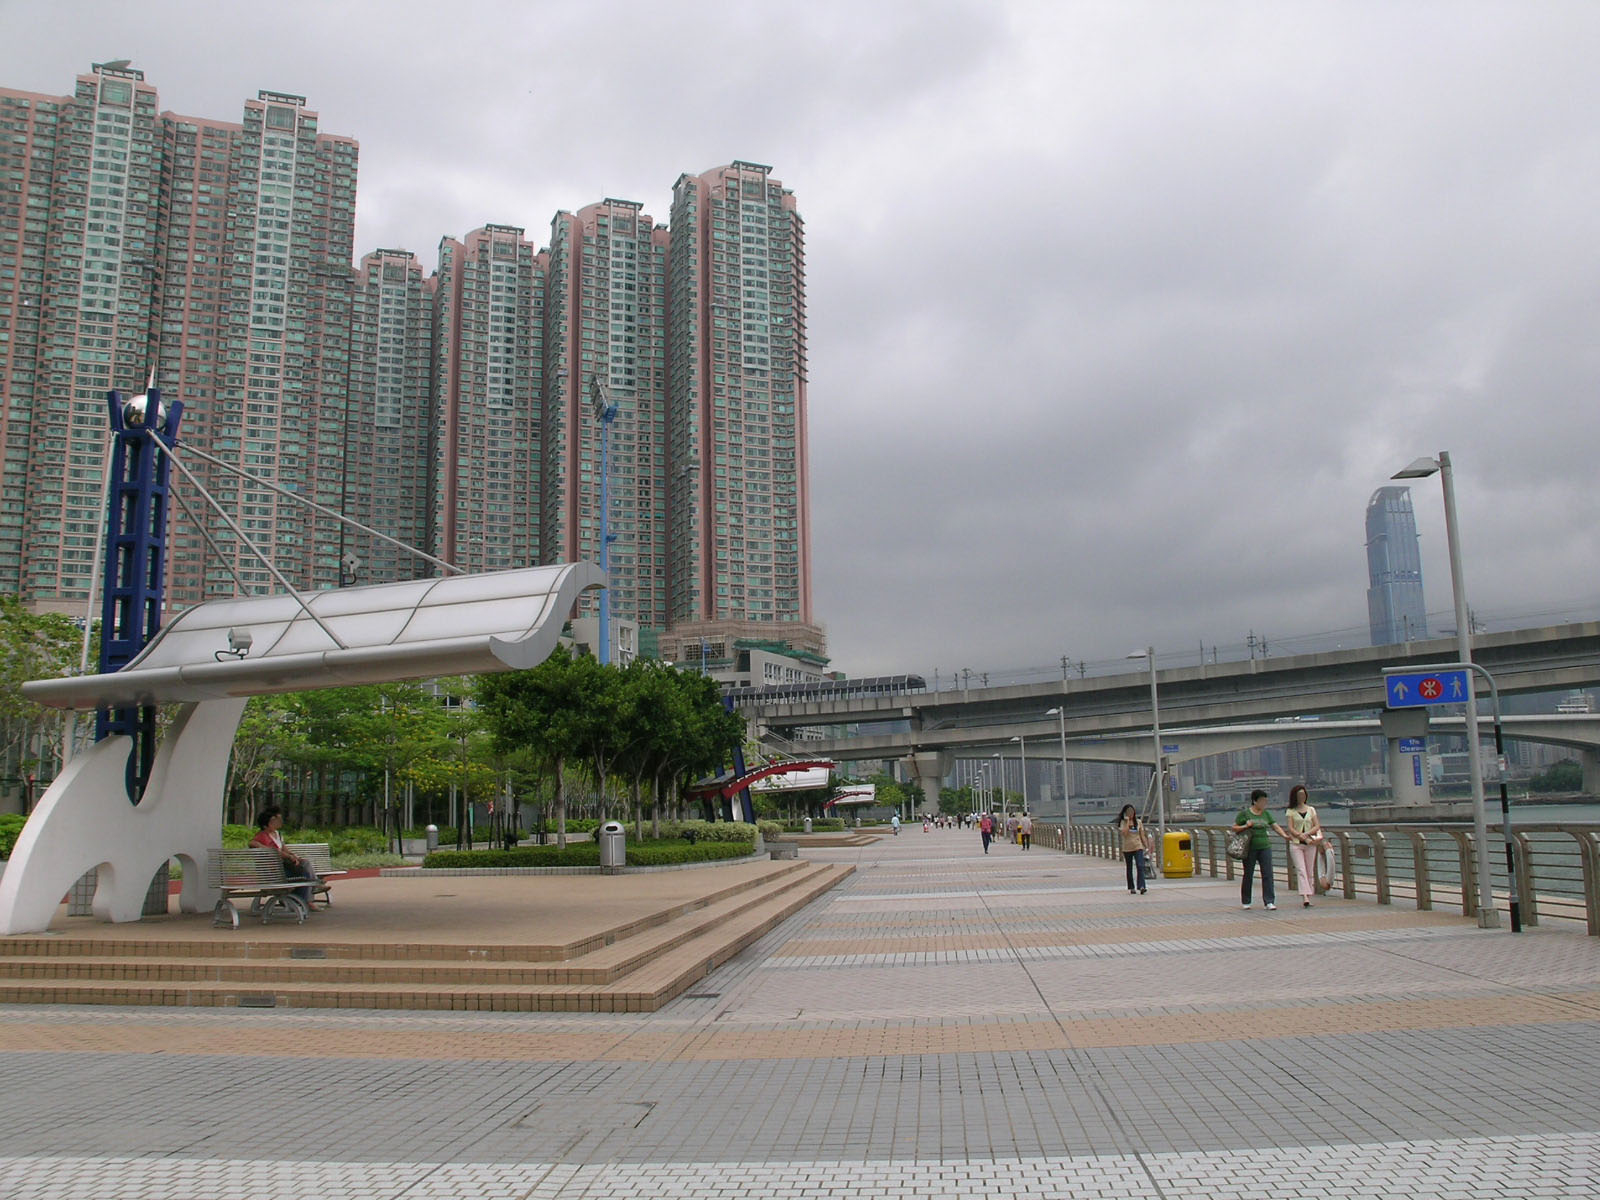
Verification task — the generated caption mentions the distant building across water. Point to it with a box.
[1365,486,1428,646]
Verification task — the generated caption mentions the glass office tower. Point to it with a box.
[1366,486,1428,646]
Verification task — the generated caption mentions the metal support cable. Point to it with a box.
[149,439,350,651]
[176,440,462,576]
[170,484,252,599]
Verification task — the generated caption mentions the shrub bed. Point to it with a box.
[422,837,753,870]
[658,819,759,843]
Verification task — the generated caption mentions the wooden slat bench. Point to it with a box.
[285,843,348,908]
[207,847,311,928]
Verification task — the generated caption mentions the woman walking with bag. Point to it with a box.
[1117,804,1152,894]
[1231,789,1289,910]
[1285,784,1323,907]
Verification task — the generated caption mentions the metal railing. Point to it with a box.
[1035,820,1600,934]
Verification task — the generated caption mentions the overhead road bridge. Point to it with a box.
[737,623,1600,781]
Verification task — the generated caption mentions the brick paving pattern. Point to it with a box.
[2,826,1598,1197]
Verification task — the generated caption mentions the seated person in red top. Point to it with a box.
[249,806,318,910]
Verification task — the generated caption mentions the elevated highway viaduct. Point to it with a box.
[738,622,1600,799]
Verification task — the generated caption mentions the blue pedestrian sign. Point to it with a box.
[1385,668,1470,709]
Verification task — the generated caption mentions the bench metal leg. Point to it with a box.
[212,899,241,929]
[259,894,308,924]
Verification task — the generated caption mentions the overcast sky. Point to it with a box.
[4,0,1597,682]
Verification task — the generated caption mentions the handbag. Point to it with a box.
[1226,831,1247,861]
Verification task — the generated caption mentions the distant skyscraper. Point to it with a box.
[661,162,823,665]
[430,224,543,573]
[0,84,65,593]
[3,65,826,669]
[1366,486,1428,646]
[0,66,359,614]
[543,200,670,641]
[3,65,163,612]
[163,90,359,608]
[347,248,434,583]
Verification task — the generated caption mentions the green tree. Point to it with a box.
[869,772,908,817]
[1530,759,1583,793]
[227,695,299,824]
[939,785,975,816]
[476,650,605,848]
[0,597,87,805]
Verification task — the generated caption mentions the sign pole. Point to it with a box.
[1383,661,1517,932]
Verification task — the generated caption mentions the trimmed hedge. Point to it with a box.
[223,822,388,861]
[659,819,760,844]
[422,837,754,870]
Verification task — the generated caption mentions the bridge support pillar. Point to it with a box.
[905,751,952,816]
[1380,708,1432,807]
[1582,749,1600,798]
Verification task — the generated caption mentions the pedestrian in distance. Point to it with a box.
[1116,804,1152,894]
[1285,784,1324,907]
[979,812,993,854]
[1019,812,1033,850]
[891,812,901,836]
[1232,789,1289,910]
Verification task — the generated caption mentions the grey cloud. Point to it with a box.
[4,0,1597,680]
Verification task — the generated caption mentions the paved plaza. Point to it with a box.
[2,827,1597,1198]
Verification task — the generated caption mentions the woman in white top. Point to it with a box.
[1284,784,1322,907]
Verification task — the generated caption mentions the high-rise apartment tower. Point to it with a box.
[543,200,670,642]
[661,162,822,666]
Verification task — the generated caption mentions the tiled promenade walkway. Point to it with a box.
[3,826,1598,1198]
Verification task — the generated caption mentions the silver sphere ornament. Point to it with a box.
[123,392,164,430]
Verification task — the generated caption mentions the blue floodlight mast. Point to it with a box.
[97,385,183,802]
[588,376,618,665]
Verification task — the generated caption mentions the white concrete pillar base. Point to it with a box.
[0,699,247,935]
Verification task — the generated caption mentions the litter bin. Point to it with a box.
[599,821,626,873]
[1162,831,1194,878]
[425,824,439,854]
[803,816,813,834]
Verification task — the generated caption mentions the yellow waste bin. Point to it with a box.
[1162,831,1194,878]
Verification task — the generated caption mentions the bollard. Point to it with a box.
[425,824,439,854]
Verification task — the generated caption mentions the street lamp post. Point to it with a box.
[1393,451,1499,928]
[588,377,619,665]
[992,753,1003,815]
[1127,647,1165,846]
[1046,707,1071,829]
[1011,734,1027,813]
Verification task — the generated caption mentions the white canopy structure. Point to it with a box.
[0,563,603,934]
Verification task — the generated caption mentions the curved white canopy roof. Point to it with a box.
[23,562,604,711]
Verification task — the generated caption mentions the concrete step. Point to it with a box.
[0,861,836,988]
[0,863,852,1012]
[0,858,812,965]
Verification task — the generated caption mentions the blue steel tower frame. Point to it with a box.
[97,386,183,802]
